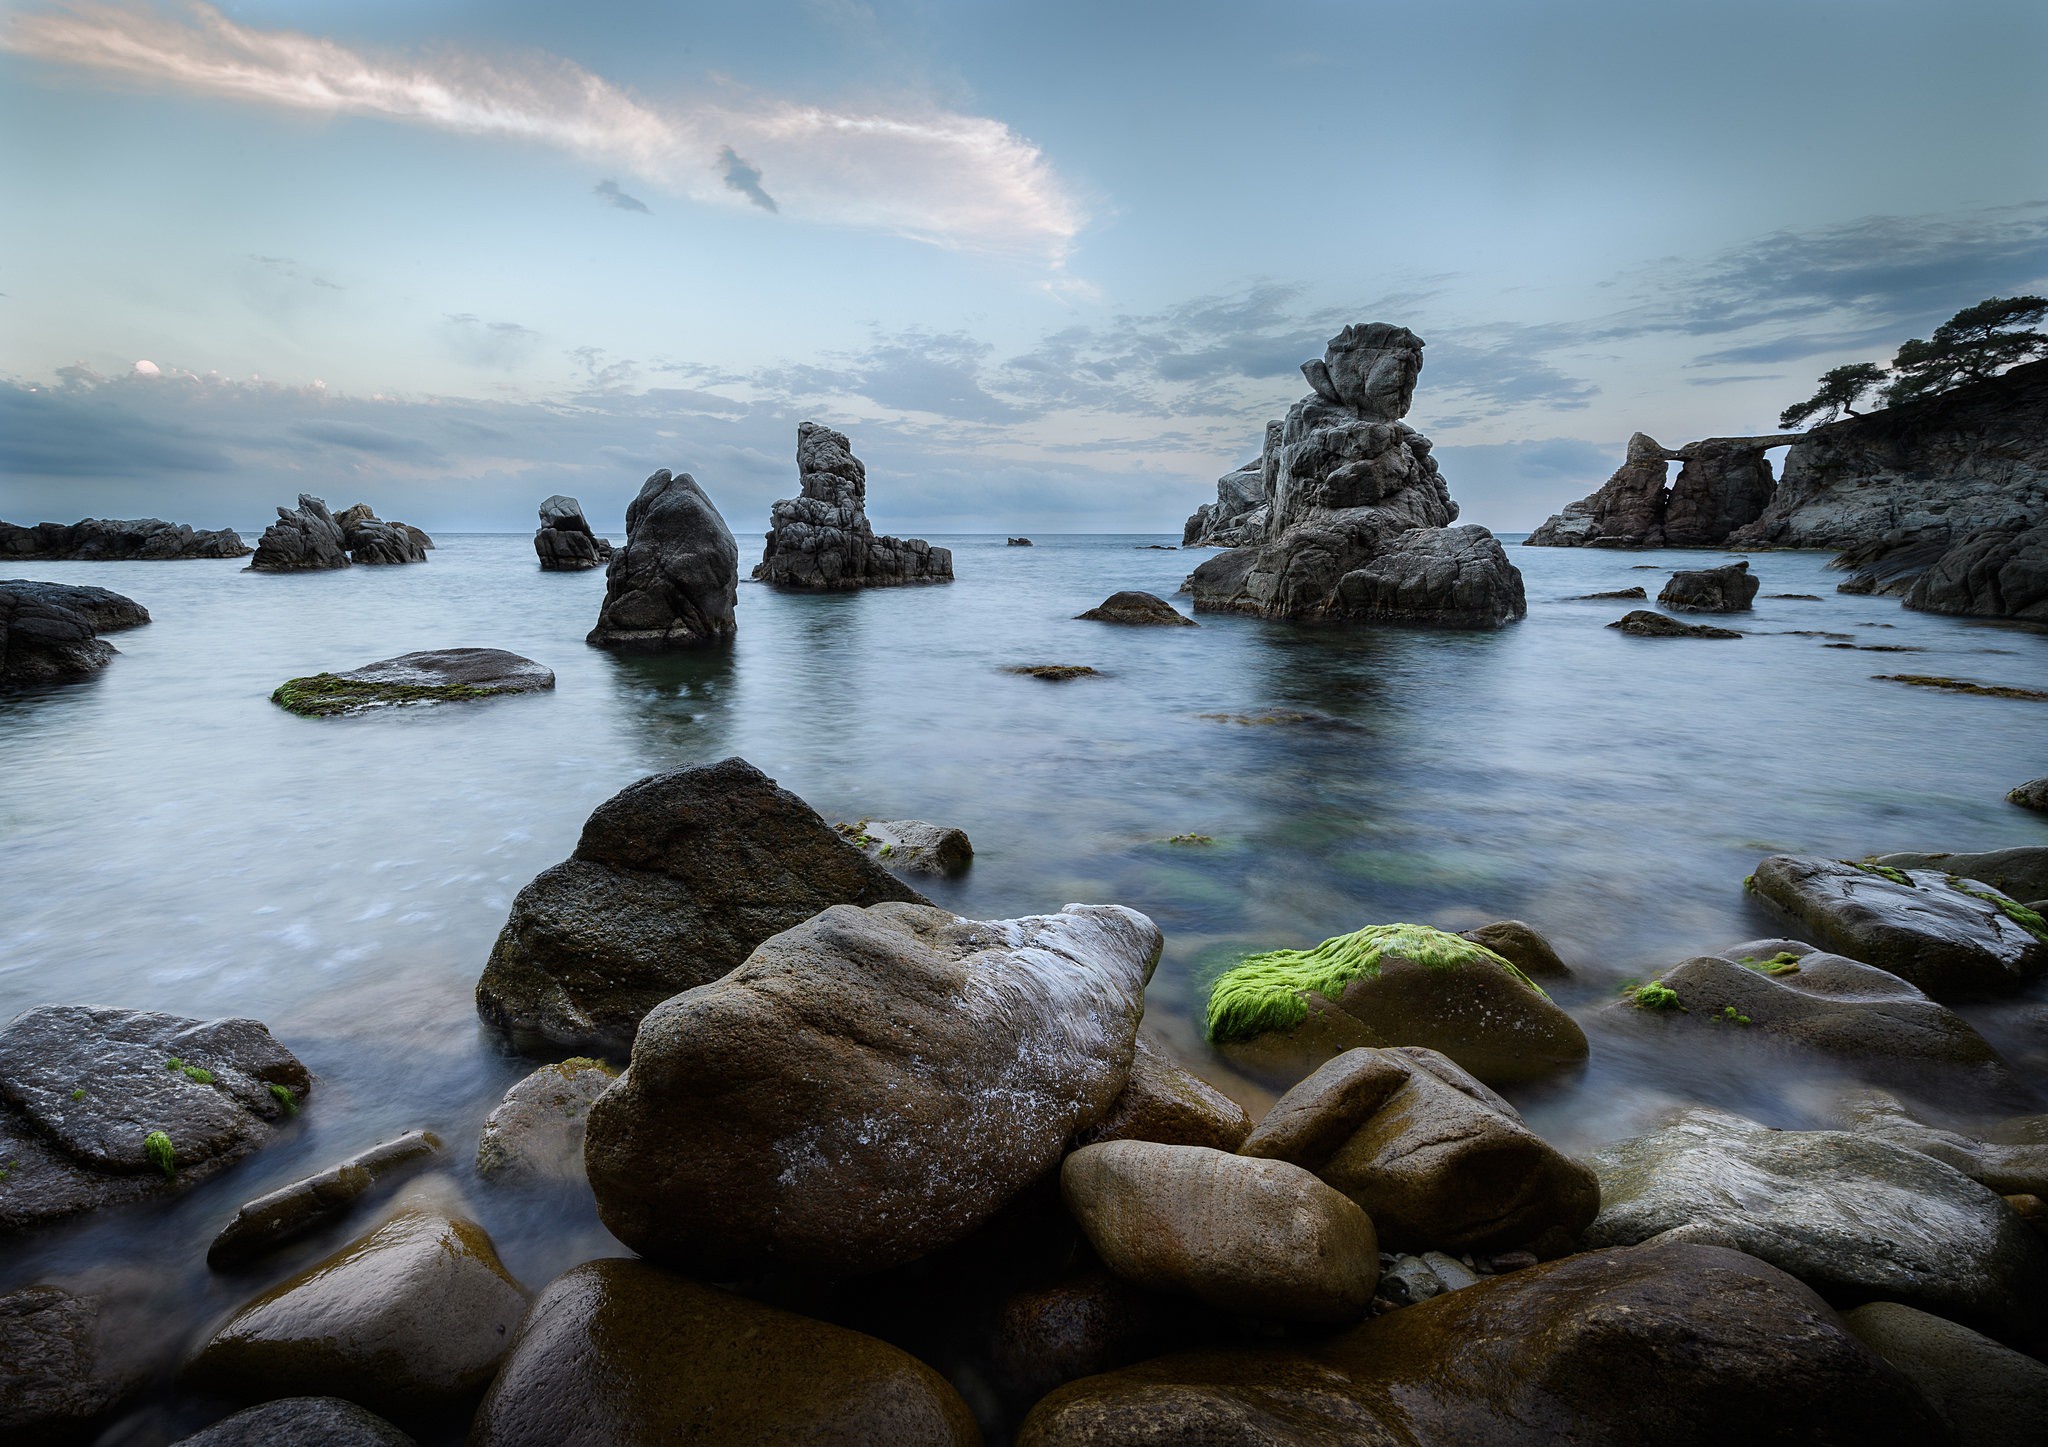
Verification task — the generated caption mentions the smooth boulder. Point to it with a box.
[843,818,975,876]
[586,469,738,648]
[1657,559,1758,611]
[475,758,926,1056]
[1608,608,1741,638]
[1073,1036,1252,1153]
[474,1058,616,1184]
[2010,777,2048,813]
[0,581,146,689]
[584,900,1161,1275]
[1075,591,1196,626]
[1871,846,2048,906]
[1459,919,1570,978]
[1841,1301,2048,1447]
[171,1397,418,1447]
[1825,1089,2048,1198]
[0,1285,146,1446]
[270,648,554,717]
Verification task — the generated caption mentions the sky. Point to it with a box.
[3,0,2046,536]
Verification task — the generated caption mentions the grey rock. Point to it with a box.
[1527,432,1678,547]
[1333,524,1527,627]
[1824,1089,2048,1198]
[1311,322,1424,421]
[1830,532,1953,595]
[474,1059,616,1184]
[1183,431,1279,548]
[1584,1106,2048,1335]
[842,818,975,876]
[0,1285,145,1445]
[334,503,431,565]
[172,1397,419,1447]
[755,422,953,589]
[1418,1250,1481,1291]
[1529,432,1799,548]
[1379,1254,1445,1305]
[1840,1301,2048,1447]
[1870,848,2048,905]
[1608,609,1742,638]
[0,516,249,561]
[0,1005,311,1234]
[1904,520,2048,621]
[0,581,149,633]
[475,757,926,1056]
[1658,559,1759,611]
[1075,590,1197,626]
[272,648,555,716]
[534,495,609,571]
[249,494,351,571]
[0,581,143,689]
[586,469,738,648]
[1575,586,1646,599]
[208,1130,443,1268]
[1008,536,1034,545]
[2010,778,2048,812]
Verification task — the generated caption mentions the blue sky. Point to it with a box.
[3,0,2045,534]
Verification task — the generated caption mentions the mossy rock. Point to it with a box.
[270,649,554,717]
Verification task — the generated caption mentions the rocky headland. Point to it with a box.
[0,517,249,561]
[755,422,953,589]
[1526,431,1800,548]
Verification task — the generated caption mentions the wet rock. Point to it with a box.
[249,494,351,571]
[474,1059,616,1184]
[1842,1302,2048,1447]
[1585,1106,2048,1335]
[1073,1036,1252,1153]
[1238,1047,1599,1255]
[1019,1242,1949,1447]
[1870,847,2048,907]
[0,1005,310,1234]
[1206,923,1588,1087]
[755,422,953,589]
[470,1258,978,1447]
[0,580,149,633]
[186,1197,529,1417]
[1380,1253,1446,1305]
[333,503,431,565]
[1748,855,2047,999]
[0,516,249,561]
[1075,590,1197,626]
[841,818,975,876]
[474,757,925,1056]
[586,469,738,648]
[0,1285,145,1446]
[270,648,554,717]
[533,495,609,571]
[1062,1141,1377,1324]
[1657,559,1758,611]
[1459,919,1570,979]
[1825,1090,2048,1198]
[208,1130,442,1268]
[2008,777,2048,812]
[1006,663,1100,680]
[0,582,134,688]
[584,900,1160,1275]
[171,1397,418,1447]
[1607,609,1742,638]
[993,1270,1193,1408]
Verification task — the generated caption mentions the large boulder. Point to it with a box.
[469,1259,979,1447]
[1748,855,2048,999]
[1841,1301,2048,1447]
[1238,1047,1598,1255]
[533,495,610,571]
[0,1285,148,1446]
[2009,778,2048,813]
[1608,609,1741,638]
[1018,1242,1952,1447]
[249,494,350,571]
[584,900,1161,1275]
[1584,1107,2048,1335]
[1060,1141,1378,1324]
[270,648,554,717]
[586,469,738,648]
[333,503,431,564]
[1824,1089,2048,1198]
[171,1398,418,1447]
[0,1005,310,1233]
[1657,559,1759,611]
[1073,1036,1252,1153]
[0,580,149,633]
[0,580,147,689]
[0,516,248,560]
[842,818,976,877]
[755,422,953,589]
[1204,923,1588,1086]
[1332,523,1526,626]
[1662,439,1780,546]
[186,1196,529,1417]
[474,758,927,1056]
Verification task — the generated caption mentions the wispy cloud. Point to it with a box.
[592,179,650,214]
[4,1,1084,262]
[716,146,777,213]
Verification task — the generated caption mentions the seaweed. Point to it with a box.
[271,673,510,717]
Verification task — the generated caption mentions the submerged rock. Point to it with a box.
[1459,919,1571,979]
[586,469,738,649]
[469,1259,979,1447]
[0,580,149,633]
[1061,1141,1379,1323]
[533,495,610,571]
[474,1058,616,1184]
[1073,1036,1252,1153]
[1658,559,1759,611]
[1585,1106,2048,1335]
[475,758,925,1056]
[0,516,249,561]
[755,422,953,589]
[171,1397,419,1447]
[1075,590,1197,626]
[0,580,147,689]
[270,648,554,717]
[0,1005,310,1234]
[1608,609,1742,638]
[1841,1301,2048,1447]
[1006,663,1100,680]
[2009,778,2048,814]
[1238,1047,1598,1255]
[840,818,975,877]
[249,494,351,571]
[208,1130,443,1268]
[584,900,1160,1275]
[1008,536,1034,546]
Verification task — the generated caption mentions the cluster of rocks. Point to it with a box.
[0,579,150,689]
[755,422,953,589]
[1180,324,1527,628]
[532,495,613,571]
[0,516,248,560]
[249,495,432,571]
[1526,431,1798,548]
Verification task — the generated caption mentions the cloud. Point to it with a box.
[444,313,542,369]
[5,1,1083,262]
[716,146,777,213]
[592,178,650,214]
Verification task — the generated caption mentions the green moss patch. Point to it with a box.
[1737,951,1802,976]
[144,1130,175,1179]
[1624,981,1683,1012]
[271,672,511,717]
[268,1083,299,1115]
[1204,923,1546,1043]
[1851,860,1915,887]
[1947,877,2048,944]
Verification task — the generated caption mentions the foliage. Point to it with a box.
[144,1130,175,1179]
[1778,362,1887,428]
[268,1083,300,1115]
[1624,981,1682,1012]
[271,672,506,717]
[1886,295,2048,405]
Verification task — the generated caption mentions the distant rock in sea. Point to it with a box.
[334,503,431,564]
[250,495,431,570]
[755,422,953,589]
[1659,561,1759,612]
[0,579,149,690]
[271,649,555,717]
[1076,591,1197,626]
[0,516,249,561]
[1608,610,1742,639]
[534,495,613,571]
[1007,536,1034,547]
[587,470,738,649]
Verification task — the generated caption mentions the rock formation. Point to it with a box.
[1182,423,1279,547]
[0,516,249,560]
[1658,560,1758,611]
[1902,520,2048,621]
[1075,591,1196,626]
[586,470,738,648]
[1527,432,1798,547]
[1182,324,1525,627]
[533,495,611,571]
[755,422,953,588]
[0,580,149,690]
[249,495,350,570]
[333,504,431,564]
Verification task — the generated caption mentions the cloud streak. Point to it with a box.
[592,178,650,214]
[4,1,1083,261]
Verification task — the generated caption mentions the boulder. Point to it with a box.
[0,581,139,688]
[993,1270,1195,1408]
[474,758,927,1056]
[1575,585,1646,599]
[1584,1107,2048,1335]
[1238,1047,1598,1254]
[0,580,149,633]
[1870,847,2048,904]
[1824,1089,2048,1198]
[1075,590,1197,626]
[1841,1301,2048,1447]
[171,1397,418,1447]
[1060,1141,1379,1324]
[1204,923,1588,1087]
[333,503,431,564]
[186,1197,529,1417]
[1008,536,1034,546]
[249,494,350,571]
[841,818,976,876]
[208,1130,443,1268]
[1748,855,2047,999]
[1333,523,1527,626]
[1073,1036,1252,1153]
[0,516,249,561]
[1608,609,1742,638]
[584,900,1160,1275]
[469,1259,978,1447]
[586,469,738,648]
[0,1285,146,1446]
[1018,1242,1950,1447]
[0,1005,311,1234]
[474,1058,616,1184]
[1657,559,1758,611]
[533,495,609,571]
[2010,778,2048,813]
[755,422,953,589]
[1459,919,1570,978]
[271,648,555,717]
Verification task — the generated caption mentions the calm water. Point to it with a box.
[3,533,2046,1435]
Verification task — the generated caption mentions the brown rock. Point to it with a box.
[1074,591,1197,626]
[1073,1037,1252,1152]
[991,1271,1196,1409]
[474,1060,615,1185]
[208,1130,442,1268]
[1841,1301,2048,1447]
[1459,919,1570,978]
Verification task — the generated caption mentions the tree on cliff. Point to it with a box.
[1886,295,2048,405]
[1778,362,1887,429]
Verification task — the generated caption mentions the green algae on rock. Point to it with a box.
[269,648,555,717]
